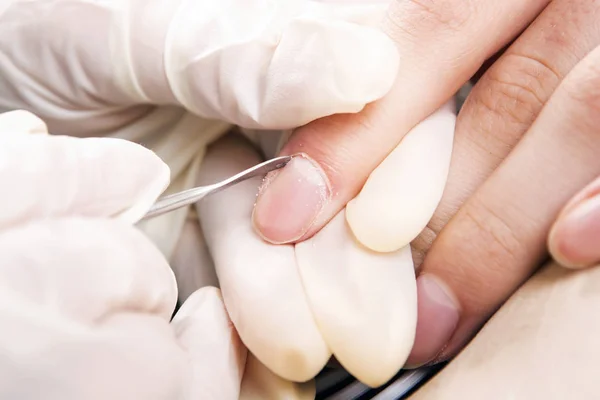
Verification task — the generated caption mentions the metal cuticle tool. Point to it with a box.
[141,155,292,221]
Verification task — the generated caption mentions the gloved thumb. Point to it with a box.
[0,110,48,135]
[0,114,170,228]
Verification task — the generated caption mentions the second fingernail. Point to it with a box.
[550,195,600,268]
[405,274,460,369]
[252,155,331,244]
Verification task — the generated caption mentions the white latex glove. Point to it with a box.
[0,0,397,130]
[0,0,400,276]
[195,110,453,389]
[0,110,247,400]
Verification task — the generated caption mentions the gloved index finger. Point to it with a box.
[0,134,170,228]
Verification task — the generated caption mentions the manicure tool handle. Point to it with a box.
[141,155,292,221]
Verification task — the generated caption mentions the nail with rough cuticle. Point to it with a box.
[404,274,460,369]
[252,154,331,244]
[549,195,600,269]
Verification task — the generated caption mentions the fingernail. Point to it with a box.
[549,195,600,269]
[404,274,460,369]
[252,155,330,244]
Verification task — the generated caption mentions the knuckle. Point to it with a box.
[463,198,525,268]
[476,53,559,134]
[443,198,526,314]
[388,0,473,35]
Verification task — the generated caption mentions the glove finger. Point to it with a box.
[239,354,316,400]
[0,110,47,135]
[197,135,330,382]
[0,218,177,324]
[163,0,399,129]
[296,212,417,387]
[171,287,247,400]
[346,101,456,252]
[0,134,169,228]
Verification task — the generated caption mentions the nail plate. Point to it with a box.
[405,274,460,369]
[549,195,600,268]
[252,155,330,244]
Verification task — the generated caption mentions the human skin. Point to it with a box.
[548,175,600,270]
[248,0,600,370]
[403,3,600,367]
[196,134,422,387]
[252,0,551,245]
[408,261,600,400]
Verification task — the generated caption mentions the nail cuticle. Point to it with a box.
[252,153,332,244]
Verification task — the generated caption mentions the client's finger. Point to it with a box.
[253,0,550,244]
[409,262,600,400]
[413,0,600,263]
[408,44,600,367]
[549,175,600,269]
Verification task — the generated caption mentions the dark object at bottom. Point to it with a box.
[315,364,445,400]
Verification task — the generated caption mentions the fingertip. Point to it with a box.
[346,103,456,253]
[0,110,48,135]
[261,19,399,129]
[547,221,580,269]
[548,195,600,269]
[405,274,460,368]
[327,26,400,105]
[252,154,331,244]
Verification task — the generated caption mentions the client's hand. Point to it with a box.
[250,0,600,375]
[548,176,600,270]
[405,16,600,367]
[251,0,552,246]
[409,261,600,400]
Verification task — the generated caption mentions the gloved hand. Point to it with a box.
[0,110,251,400]
[0,0,401,275]
[0,0,397,131]
[0,0,445,392]
[196,98,456,389]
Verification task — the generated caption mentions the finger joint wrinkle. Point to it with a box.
[385,0,473,42]
[462,199,525,272]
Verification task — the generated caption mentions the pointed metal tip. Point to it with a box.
[273,155,294,169]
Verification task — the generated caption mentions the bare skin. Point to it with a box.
[409,261,600,400]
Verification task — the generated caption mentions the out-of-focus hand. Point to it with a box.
[0,110,247,400]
